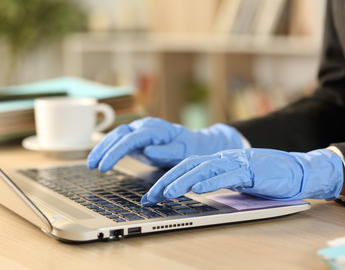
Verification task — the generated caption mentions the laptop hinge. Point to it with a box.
[0,169,52,233]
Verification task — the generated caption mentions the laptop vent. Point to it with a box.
[152,222,193,230]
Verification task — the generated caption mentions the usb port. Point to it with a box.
[128,227,141,235]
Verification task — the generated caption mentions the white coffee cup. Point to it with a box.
[34,97,115,149]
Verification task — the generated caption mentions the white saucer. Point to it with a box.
[22,133,105,159]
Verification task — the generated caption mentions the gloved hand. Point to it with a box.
[88,117,245,172]
[141,148,344,206]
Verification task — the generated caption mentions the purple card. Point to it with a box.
[207,193,308,211]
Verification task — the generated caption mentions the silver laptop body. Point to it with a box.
[0,157,310,243]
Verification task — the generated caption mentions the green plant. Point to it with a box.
[0,0,87,68]
[184,79,209,104]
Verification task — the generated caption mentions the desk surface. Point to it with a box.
[0,144,342,270]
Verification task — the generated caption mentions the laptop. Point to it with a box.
[0,156,310,243]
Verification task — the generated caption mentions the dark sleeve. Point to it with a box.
[231,0,345,152]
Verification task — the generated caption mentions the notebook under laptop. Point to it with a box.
[0,156,310,243]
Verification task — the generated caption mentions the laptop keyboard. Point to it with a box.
[18,165,217,223]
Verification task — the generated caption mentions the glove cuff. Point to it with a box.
[244,149,344,201]
[295,149,344,200]
[209,124,247,149]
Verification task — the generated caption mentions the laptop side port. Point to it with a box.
[127,227,141,235]
[97,232,104,240]
[109,229,124,240]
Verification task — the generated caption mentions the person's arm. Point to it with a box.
[328,144,345,196]
[141,147,345,206]
[232,1,345,152]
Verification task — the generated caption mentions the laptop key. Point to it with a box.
[120,201,138,208]
[108,215,126,222]
[107,196,125,203]
[192,205,217,212]
[69,195,80,201]
[97,200,113,206]
[98,192,112,196]
[103,194,120,199]
[86,205,100,210]
[126,204,143,210]
[156,208,181,217]
[132,190,147,195]
[115,189,130,194]
[128,197,141,202]
[175,196,192,202]
[131,208,162,218]
[170,205,189,210]
[112,208,132,214]
[140,211,162,219]
[98,211,113,216]
[164,202,180,207]
[88,198,103,203]
[183,200,201,205]
[103,204,119,210]
[91,189,106,193]
[89,206,103,212]
[121,213,144,221]
[188,203,204,207]
[85,195,100,200]
[178,208,197,214]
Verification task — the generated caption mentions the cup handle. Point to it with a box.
[95,103,116,132]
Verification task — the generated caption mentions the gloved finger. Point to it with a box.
[191,168,252,194]
[162,158,240,199]
[88,117,175,169]
[141,155,215,205]
[129,151,162,167]
[87,124,132,169]
[98,128,166,172]
[129,117,183,140]
[143,142,185,165]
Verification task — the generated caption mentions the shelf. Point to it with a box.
[62,31,322,124]
[64,32,321,56]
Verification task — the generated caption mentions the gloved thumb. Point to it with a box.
[143,142,185,164]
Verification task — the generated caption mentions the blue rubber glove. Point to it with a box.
[88,117,245,172]
[141,148,344,206]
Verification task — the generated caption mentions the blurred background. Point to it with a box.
[0,0,326,141]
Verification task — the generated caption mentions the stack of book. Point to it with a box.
[214,0,288,36]
[144,0,325,38]
[0,77,142,142]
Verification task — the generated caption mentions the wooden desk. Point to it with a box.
[0,144,342,270]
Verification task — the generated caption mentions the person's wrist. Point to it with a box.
[327,146,345,196]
